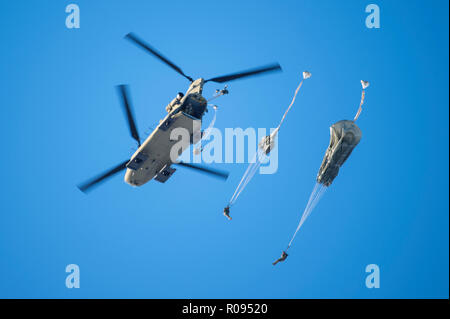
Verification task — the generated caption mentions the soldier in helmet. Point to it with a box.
[272,251,288,265]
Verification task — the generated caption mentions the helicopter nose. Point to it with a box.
[124,169,140,186]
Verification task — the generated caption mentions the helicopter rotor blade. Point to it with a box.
[117,85,141,146]
[205,63,282,83]
[175,162,229,180]
[125,32,193,82]
[78,160,129,193]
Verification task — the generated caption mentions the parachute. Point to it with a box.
[224,72,312,219]
[316,120,362,186]
[281,80,369,255]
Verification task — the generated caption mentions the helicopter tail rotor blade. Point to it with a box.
[175,162,229,180]
[78,160,129,193]
[205,63,282,83]
[125,33,193,82]
[117,85,141,146]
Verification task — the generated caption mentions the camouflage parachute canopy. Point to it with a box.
[317,120,362,186]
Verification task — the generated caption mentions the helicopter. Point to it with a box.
[78,33,282,193]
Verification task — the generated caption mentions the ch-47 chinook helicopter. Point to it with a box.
[78,33,282,193]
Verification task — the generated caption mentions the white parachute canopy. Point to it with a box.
[361,80,370,89]
[303,71,312,80]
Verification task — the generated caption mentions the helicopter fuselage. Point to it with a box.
[124,78,207,186]
[78,32,282,193]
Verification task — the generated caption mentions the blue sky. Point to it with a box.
[0,0,448,298]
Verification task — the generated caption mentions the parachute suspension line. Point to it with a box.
[277,71,311,131]
[287,183,318,249]
[353,80,370,122]
[286,183,328,250]
[228,150,264,206]
[202,105,218,140]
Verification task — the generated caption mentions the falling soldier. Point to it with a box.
[223,206,232,220]
[272,251,288,266]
